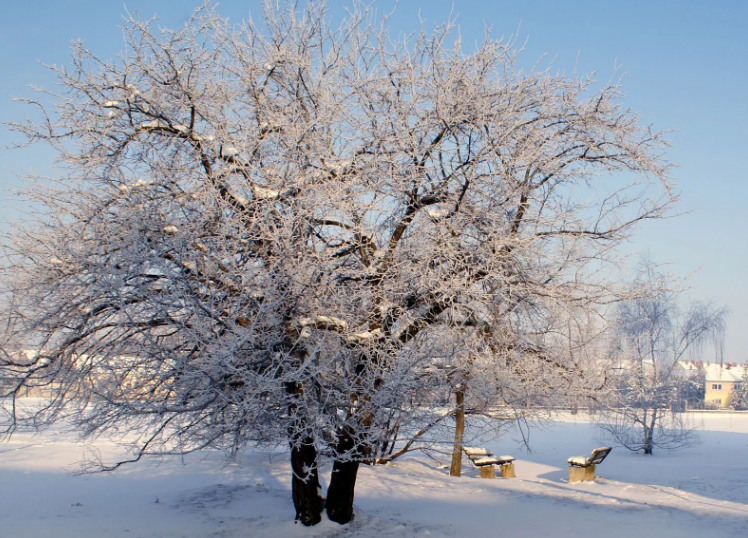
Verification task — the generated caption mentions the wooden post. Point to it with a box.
[499,462,515,478]
[479,465,496,478]
[449,389,465,477]
[568,464,596,482]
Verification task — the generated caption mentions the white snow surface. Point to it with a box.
[472,457,500,466]
[463,447,491,456]
[253,186,280,199]
[2,407,748,537]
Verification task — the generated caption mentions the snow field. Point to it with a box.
[1,412,747,537]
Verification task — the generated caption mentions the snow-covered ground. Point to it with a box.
[2,409,747,537]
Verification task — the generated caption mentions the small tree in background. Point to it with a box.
[2,0,675,525]
[728,369,748,410]
[596,262,727,454]
[678,365,705,410]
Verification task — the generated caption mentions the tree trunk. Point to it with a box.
[289,436,324,526]
[286,371,324,526]
[643,408,657,455]
[450,388,465,477]
[326,428,360,524]
[643,431,653,455]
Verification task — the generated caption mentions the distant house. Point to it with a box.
[674,360,703,375]
[704,364,747,408]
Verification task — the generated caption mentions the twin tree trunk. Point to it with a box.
[287,351,368,526]
[289,427,360,526]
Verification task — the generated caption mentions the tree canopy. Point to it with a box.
[1,1,675,525]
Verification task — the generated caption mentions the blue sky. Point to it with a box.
[1,0,746,362]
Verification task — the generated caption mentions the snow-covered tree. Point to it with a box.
[678,366,706,409]
[596,263,727,454]
[728,368,748,410]
[1,1,675,525]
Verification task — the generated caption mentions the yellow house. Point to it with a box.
[704,364,747,408]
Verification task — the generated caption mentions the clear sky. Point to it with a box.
[1,0,746,362]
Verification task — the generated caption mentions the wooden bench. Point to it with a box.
[464,447,515,478]
[567,446,612,482]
